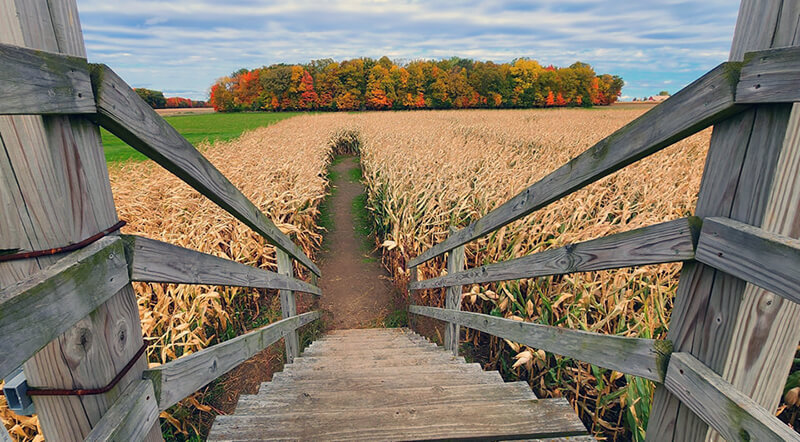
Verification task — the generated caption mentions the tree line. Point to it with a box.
[209,56,624,112]
[135,88,209,109]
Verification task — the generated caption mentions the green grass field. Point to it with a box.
[102,112,302,164]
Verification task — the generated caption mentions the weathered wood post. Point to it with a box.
[277,250,300,363]
[647,1,800,439]
[444,232,465,356]
[0,1,161,440]
[408,265,418,330]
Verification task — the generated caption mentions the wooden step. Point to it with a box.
[261,370,506,393]
[325,327,413,335]
[311,334,432,346]
[288,353,467,370]
[237,382,536,412]
[278,362,484,380]
[313,329,428,341]
[210,328,588,440]
[301,343,438,356]
[207,398,587,441]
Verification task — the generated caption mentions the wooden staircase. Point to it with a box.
[208,328,590,441]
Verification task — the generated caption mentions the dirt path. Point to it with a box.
[317,156,395,329]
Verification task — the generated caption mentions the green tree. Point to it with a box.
[135,88,166,108]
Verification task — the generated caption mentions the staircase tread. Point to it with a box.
[237,382,536,412]
[302,343,438,351]
[311,339,432,346]
[274,363,484,381]
[287,355,467,369]
[262,371,507,392]
[208,398,587,441]
[209,328,588,440]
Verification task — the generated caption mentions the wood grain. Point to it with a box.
[143,311,320,410]
[409,305,671,382]
[83,380,159,442]
[0,237,126,381]
[444,242,465,356]
[664,352,800,442]
[0,1,158,439]
[123,235,320,295]
[737,46,800,104]
[648,2,800,438]
[89,64,320,277]
[410,218,698,290]
[276,249,299,363]
[408,63,742,268]
[209,398,586,441]
[711,100,800,441]
[696,217,800,304]
[0,41,95,114]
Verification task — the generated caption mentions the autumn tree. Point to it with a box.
[208,56,623,112]
[298,70,319,109]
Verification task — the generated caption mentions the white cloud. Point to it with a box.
[76,0,740,100]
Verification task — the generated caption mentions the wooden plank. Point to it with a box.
[648,2,800,438]
[277,364,484,382]
[237,382,535,411]
[710,100,800,441]
[83,380,159,442]
[143,311,320,410]
[696,217,800,304]
[410,217,699,290]
[123,235,320,295]
[409,305,671,382]
[0,42,95,114]
[408,63,743,268]
[276,249,299,363]
[737,46,800,104]
[444,242,465,355]
[209,398,586,441]
[663,352,800,442]
[88,64,320,277]
[0,237,127,380]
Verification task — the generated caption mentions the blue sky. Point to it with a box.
[77,0,741,101]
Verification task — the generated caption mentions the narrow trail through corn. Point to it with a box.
[317,156,395,328]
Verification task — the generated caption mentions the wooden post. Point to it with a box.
[444,239,465,356]
[647,1,800,440]
[0,1,161,440]
[277,249,299,363]
[705,104,800,441]
[408,265,418,330]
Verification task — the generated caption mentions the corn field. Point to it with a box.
[3,108,798,440]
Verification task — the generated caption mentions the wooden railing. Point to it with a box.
[0,38,321,440]
[407,45,800,442]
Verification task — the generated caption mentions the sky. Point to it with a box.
[76,0,742,102]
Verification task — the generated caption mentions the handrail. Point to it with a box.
[410,218,698,290]
[737,46,800,104]
[664,352,800,441]
[88,64,321,277]
[0,237,128,380]
[83,380,159,441]
[0,42,96,115]
[695,217,800,305]
[408,62,743,268]
[123,235,321,295]
[409,305,671,382]
[143,310,320,411]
